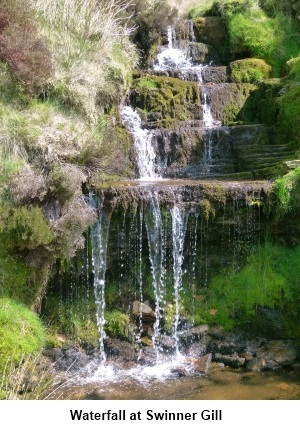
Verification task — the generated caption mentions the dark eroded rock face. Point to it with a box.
[104,338,136,362]
[44,348,90,372]
[151,124,291,179]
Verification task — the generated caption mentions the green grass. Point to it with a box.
[0,298,45,372]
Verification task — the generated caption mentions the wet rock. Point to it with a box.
[44,348,90,371]
[185,340,209,357]
[214,353,246,368]
[90,387,107,400]
[208,331,256,356]
[208,325,226,340]
[130,75,201,128]
[201,66,229,84]
[105,338,136,362]
[192,353,212,375]
[205,82,257,124]
[160,335,176,351]
[186,42,214,65]
[246,340,297,371]
[138,348,157,366]
[179,325,209,346]
[43,348,64,363]
[209,338,239,356]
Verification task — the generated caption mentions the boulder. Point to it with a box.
[246,340,297,371]
[132,300,155,319]
[104,338,136,362]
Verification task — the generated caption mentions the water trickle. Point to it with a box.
[188,20,196,43]
[90,193,112,362]
[120,105,160,180]
[171,206,188,357]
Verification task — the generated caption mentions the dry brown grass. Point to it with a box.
[166,0,204,15]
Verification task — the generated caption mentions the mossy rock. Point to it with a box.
[207,83,257,124]
[130,76,201,128]
[186,42,213,64]
[229,59,272,84]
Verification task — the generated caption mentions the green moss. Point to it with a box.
[131,76,201,128]
[0,298,45,371]
[230,59,272,84]
[196,242,300,337]
[223,103,241,125]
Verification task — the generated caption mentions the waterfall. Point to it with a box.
[171,206,188,357]
[144,191,166,362]
[90,194,112,362]
[120,106,159,180]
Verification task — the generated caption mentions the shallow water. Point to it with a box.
[50,363,300,400]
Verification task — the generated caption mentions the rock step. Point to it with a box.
[240,152,294,159]
[240,144,291,152]
[249,161,285,169]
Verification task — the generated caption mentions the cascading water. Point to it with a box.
[151,25,221,176]
[120,105,160,180]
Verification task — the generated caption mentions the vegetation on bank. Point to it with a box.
[0,298,45,372]
[200,242,300,336]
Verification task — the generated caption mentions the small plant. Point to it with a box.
[274,166,300,213]
[105,310,131,341]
